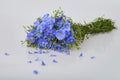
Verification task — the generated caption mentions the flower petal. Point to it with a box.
[33,70,39,75]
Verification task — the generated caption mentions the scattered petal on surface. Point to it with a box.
[79,53,83,57]
[65,50,70,55]
[33,70,39,75]
[28,51,33,54]
[35,57,40,61]
[27,61,32,63]
[4,53,9,56]
[91,56,95,59]
[42,50,49,54]
[41,61,46,66]
[50,54,57,57]
[34,51,38,54]
[52,59,58,63]
[38,50,42,54]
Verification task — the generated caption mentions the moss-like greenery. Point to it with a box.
[71,17,116,49]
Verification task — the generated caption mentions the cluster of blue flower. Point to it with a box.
[27,13,76,52]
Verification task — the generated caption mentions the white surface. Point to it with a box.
[0,0,120,80]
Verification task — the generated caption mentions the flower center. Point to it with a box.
[39,26,43,29]
[45,28,48,31]
[45,17,48,21]
[66,24,69,28]
[42,42,45,44]
[70,39,73,42]
[60,32,63,36]
[49,22,52,25]
[57,22,59,24]
[50,33,53,36]
[30,37,35,40]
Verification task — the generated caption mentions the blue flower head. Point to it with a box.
[55,29,66,40]
[27,30,36,43]
[34,20,40,27]
[47,41,53,49]
[26,12,77,53]
[50,44,55,50]
[55,16,63,27]
[66,37,76,44]
[45,29,56,39]
[42,13,50,22]
[62,20,71,31]
[55,45,63,52]
[37,22,46,33]
[43,18,55,32]
[65,30,73,38]
[39,39,48,48]
[43,26,51,32]
[46,18,55,29]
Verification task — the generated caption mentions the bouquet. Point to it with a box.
[22,8,116,53]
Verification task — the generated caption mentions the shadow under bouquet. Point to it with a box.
[22,8,116,53]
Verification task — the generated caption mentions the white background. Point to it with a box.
[0,0,120,80]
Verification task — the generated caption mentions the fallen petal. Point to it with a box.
[28,51,32,54]
[79,53,83,57]
[52,59,58,63]
[33,70,38,75]
[27,61,32,63]
[41,61,46,66]
[4,53,9,56]
[34,51,38,54]
[50,54,57,57]
[35,57,40,61]
[91,56,95,59]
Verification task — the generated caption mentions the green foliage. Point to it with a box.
[52,7,64,18]
[71,17,116,49]
[23,25,36,33]
[85,17,116,34]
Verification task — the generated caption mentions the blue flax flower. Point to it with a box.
[43,25,51,32]
[66,37,76,44]
[46,18,55,29]
[39,39,48,48]
[42,13,50,22]
[47,42,54,50]
[27,30,36,43]
[55,16,63,27]
[34,20,40,27]
[45,29,56,39]
[37,22,46,33]
[55,29,66,40]
[62,20,71,31]
[33,30,41,38]
[65,30,73,38]
[55,45,63,52]
[47,41,52,49]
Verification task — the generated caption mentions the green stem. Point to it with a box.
[72,17,116,49]
[84,17,116,34]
